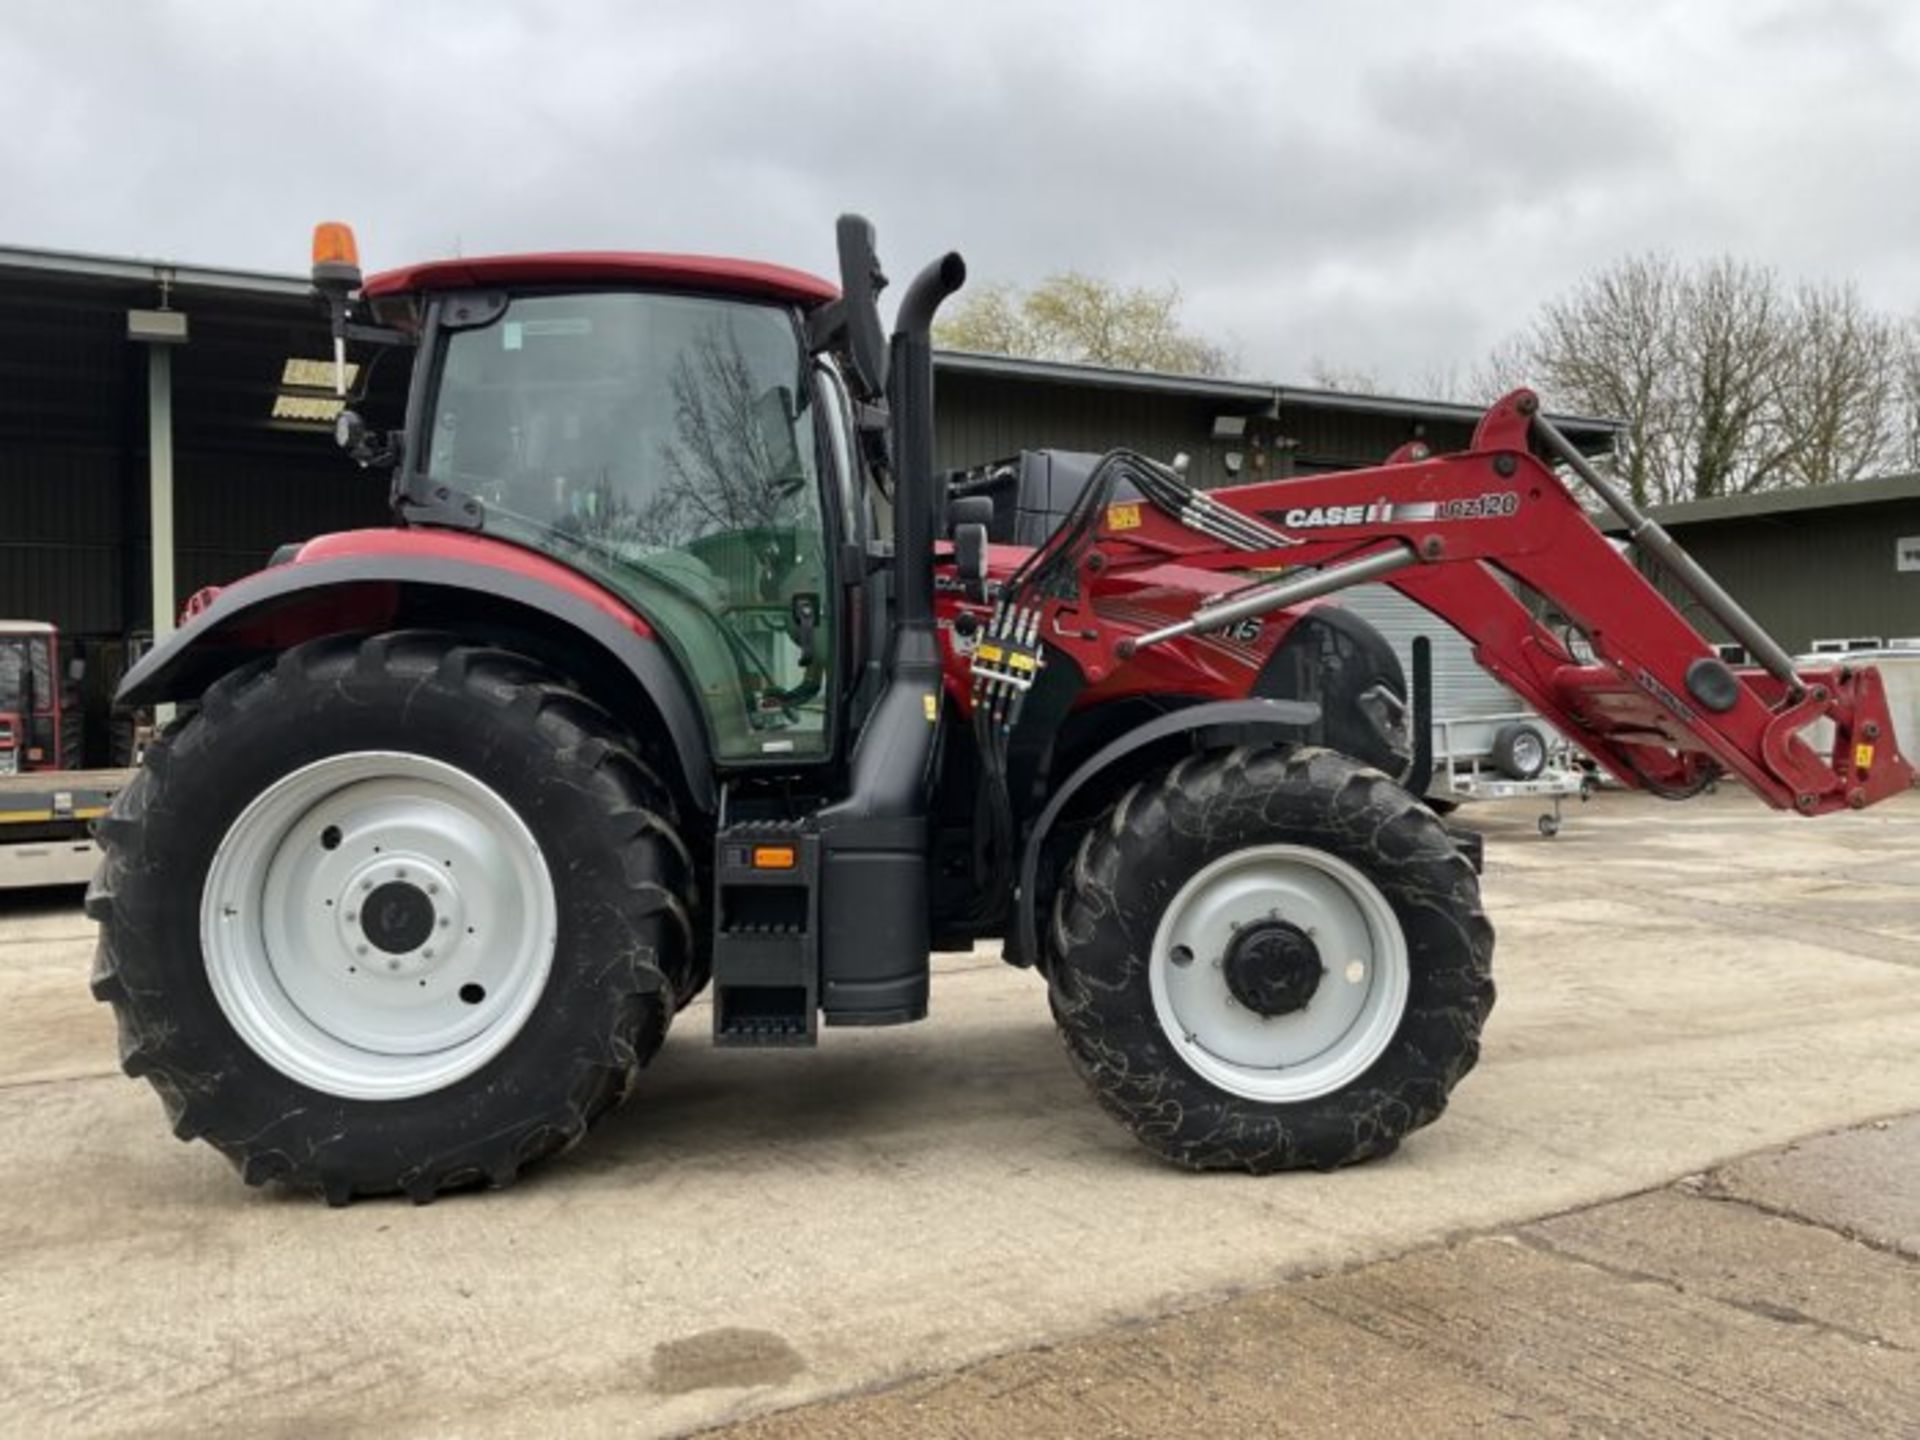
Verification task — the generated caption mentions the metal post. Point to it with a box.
[147,344,175,724]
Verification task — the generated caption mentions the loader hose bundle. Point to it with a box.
[962,449,1166,925]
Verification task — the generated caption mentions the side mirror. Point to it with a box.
[810,214,889,401]
[948,495,994,531]
[954,522,989,602]
[334,408,400,470]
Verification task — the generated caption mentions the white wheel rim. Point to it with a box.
[201,751,558,1101]
[1510,731,1545,775]
[1149,844,1409,1104]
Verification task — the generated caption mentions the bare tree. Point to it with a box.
[1515,254,1684,505]
[1500,255,1911,504]
[1899,317,1920,472]
[935,272,1237,377]
[1775,282,1901,488]
[1306,359,1381,394]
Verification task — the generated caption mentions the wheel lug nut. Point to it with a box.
[438,917,451,929]
[356,945,368,956]
[422,948,434,960]
[345,911,358,924]
[388,960,401,972]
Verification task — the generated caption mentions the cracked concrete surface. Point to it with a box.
[721,1129,1920,1437]
[2,789,1919,1437]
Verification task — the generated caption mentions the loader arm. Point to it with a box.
[1022,389,1910,817]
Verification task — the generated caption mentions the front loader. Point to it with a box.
[90,216,1912,1203]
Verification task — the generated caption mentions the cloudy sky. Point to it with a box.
[5,0,1917,388]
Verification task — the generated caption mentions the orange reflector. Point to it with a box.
[311,221,360,269]
[752,845,797,870]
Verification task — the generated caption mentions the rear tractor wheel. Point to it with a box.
[1046,746,1494,1172]
[88,632,695,1203]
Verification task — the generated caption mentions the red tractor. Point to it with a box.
[0,621,81,775]
[92,217,1911,1203]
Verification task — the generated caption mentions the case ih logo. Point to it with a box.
[1262,498,1439,529]
[1260,493,1519,529]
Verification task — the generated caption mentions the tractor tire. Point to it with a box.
[88,631,695,1204]
[1045,745,1494,1172]
[1490,722,1548,781]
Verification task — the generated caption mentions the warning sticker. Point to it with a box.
[1107,502,1142,531]
[1856,742,1876,770]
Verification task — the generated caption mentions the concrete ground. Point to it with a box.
[719,1116,1920,1438]
[2,788,1918,1437]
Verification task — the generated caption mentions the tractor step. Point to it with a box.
[710,823,819,1046]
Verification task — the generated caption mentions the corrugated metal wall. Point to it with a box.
[1654,503,1920,654]
[935,372,1219,477]
[0,273,397,637]
[933,373,1473,488]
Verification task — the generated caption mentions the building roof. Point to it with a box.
[1608,472,1920,528]
[934,349,1622,449]
[363,252,838,307]
[0,243,309,299]
[0,242,1620,449]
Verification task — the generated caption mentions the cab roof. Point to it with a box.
[362,252,838,307]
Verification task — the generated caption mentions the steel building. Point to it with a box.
[1601,477,1920,656]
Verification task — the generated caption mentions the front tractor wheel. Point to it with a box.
[88,633,694,1203]
[1046,746,1494,1172]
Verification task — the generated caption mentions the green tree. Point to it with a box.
[935,272,1236,377]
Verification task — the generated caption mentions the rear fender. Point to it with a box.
[118,538,714,812]
[1009,698,1319,967]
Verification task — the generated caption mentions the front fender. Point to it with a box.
[1010,697,1320,967]
[119,532,715,810]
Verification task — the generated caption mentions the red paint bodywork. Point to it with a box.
[296,530,656,639]
[195,392,1907,819]
[1012,391,1912,817]
[363,253,837,307]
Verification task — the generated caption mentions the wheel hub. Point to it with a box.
[330,853,468,980]
[360,881,436,956]
[1222,919,1324,1016]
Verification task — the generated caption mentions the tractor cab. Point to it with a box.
[0,621,73,773]
[334,246,870,769]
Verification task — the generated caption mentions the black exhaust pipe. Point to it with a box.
[814,247,966,1027]
[887,251,967,646]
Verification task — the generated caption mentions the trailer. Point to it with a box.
[1331,583,1588,830]
[0,769,132,889]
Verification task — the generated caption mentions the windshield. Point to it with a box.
[426,291,832,763]
[0,641,25,711]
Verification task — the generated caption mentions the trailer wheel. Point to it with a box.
[88,632,694,1204]
[1490,722,1548,781]
[1045,746,1494,1172]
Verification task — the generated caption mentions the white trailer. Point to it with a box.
[1332,585,1586,832]
[0,770,131,889]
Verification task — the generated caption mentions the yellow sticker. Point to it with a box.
[976,644,1004,664]
[1856,742,1875,769]
[923,692,938,722]
[1007,652,1037,672]
[1107,502,1142,531]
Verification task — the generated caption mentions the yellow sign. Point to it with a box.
[923,692,939,722]
[1107,502,1142,531]
[1856,742,1876,770]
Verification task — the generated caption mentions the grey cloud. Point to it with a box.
[2,0,1917,387]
